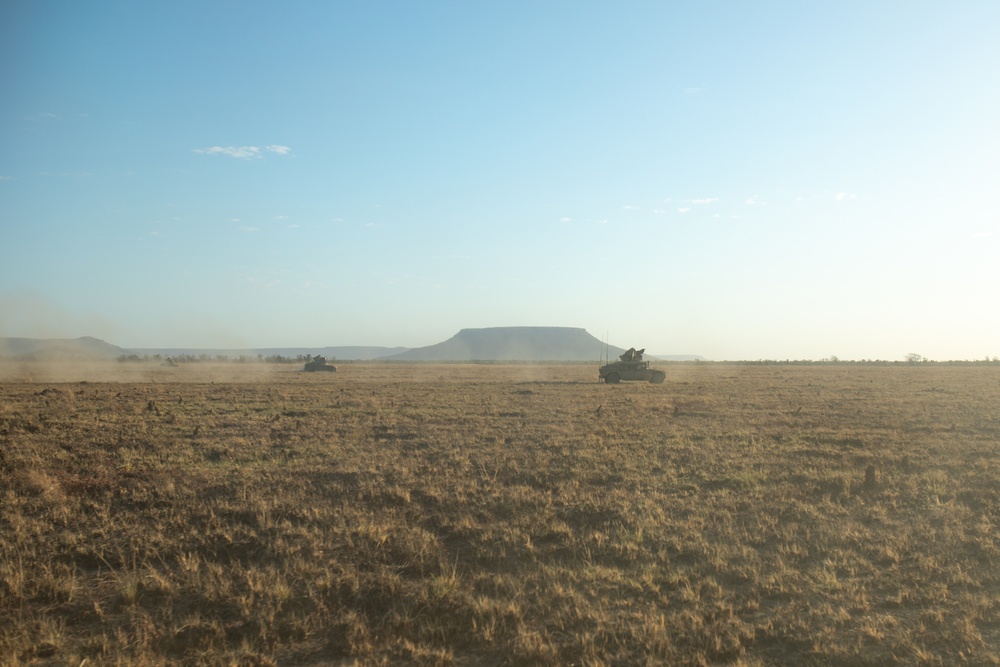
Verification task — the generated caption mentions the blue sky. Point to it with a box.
[2,1,998,360]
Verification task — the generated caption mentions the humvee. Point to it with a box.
[303,355,337,372]
[599,347,665,384]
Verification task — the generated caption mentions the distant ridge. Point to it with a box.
[1,334,703,363]
[385,327,626,362]
[0,338,407,361]
[0,336,127,360]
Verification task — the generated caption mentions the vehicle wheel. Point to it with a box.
[605,373,620,384]
[650,372,665,384]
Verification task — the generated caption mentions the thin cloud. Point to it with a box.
[688,198,718,205]
[194,145,291,159]
[242,274,280,290]
[195,146,259,159]
[677,207,691,214]
[834,192,856,202]
[23,112,58,121]
[559,217,573,223]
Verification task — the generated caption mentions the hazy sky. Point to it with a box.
[2,2,998,360]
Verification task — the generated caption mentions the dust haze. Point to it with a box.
[0,360,309,384]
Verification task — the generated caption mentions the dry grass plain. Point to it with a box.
[1,361,999,666]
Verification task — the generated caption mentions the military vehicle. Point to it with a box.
[599,347,665,384]
[303,355,337,372]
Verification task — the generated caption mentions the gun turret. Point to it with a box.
[619,347,645,362]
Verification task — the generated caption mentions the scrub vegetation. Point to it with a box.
[2,362,999,665]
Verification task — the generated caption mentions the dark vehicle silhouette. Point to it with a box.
[303,355,337,372]
[599,347,665,384]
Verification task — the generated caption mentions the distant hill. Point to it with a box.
[0,336,127,360]
[1,334,702,363]
[385,327,626,362]
[0,338,406,361]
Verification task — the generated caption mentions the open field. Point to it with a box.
[2,362,999,665]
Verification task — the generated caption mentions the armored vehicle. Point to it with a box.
[303,355,337,372]
[599,347,665,384]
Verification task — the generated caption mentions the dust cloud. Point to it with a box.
[0,290,120,343]
[0,360,305,384]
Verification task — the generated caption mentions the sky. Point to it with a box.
[1,1,998,360]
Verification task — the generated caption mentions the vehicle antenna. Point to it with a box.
[598,332,608,383]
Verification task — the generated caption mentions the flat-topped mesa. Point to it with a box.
[386,326,617,362]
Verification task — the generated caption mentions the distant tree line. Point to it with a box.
[689,357,1000,366]
[116,354,325,364]
[108,354,1000,366]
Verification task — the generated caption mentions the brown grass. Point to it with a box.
[2,362,999,665]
